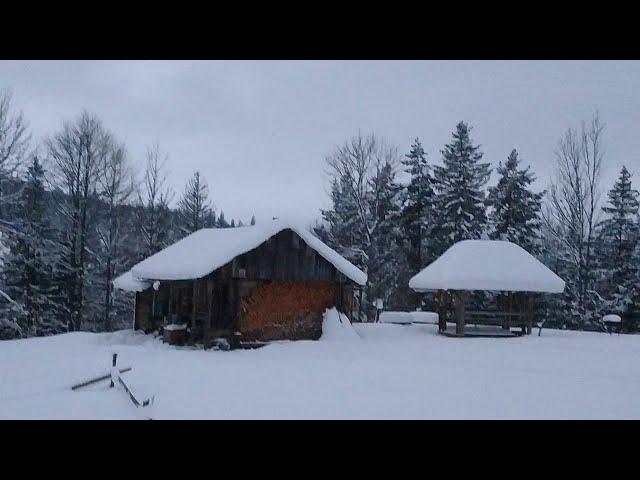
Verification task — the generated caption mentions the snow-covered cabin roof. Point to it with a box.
[116,221,367,291]
[409,240,565,293]
[112,270,152,292]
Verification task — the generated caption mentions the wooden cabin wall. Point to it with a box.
[229,229,340,283]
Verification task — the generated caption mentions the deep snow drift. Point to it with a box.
[2,319,640,419]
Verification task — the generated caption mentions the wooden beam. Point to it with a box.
[207,279,213,329]
[168,283,174,319]
[191,280,197,333]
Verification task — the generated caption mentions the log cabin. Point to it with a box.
[113,220,367,346]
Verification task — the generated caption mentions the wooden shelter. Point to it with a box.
[114,221,367,346]
[409,240,565,337]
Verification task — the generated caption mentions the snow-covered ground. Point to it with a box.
[2,313,640,419]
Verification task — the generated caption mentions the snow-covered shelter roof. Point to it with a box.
[409,240,565,293]
[116,221,367,291]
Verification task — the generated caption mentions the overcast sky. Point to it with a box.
[1,60,639,226]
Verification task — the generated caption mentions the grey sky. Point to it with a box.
[1,60,639,226]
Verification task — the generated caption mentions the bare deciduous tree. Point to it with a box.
[542,111,605,327]
[0,88,30,219]
[96,141,135,331]
[325,131,399,251]
[137,143,174,257]
[46,111,111,331]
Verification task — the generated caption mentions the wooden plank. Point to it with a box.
[191,280,197,332]
[71,367,132,390]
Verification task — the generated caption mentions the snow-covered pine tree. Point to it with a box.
[1,157,66,337]
[487,149,545,254]
[432,122,491,256]
[217,210,229,228]
[178,171,214,235]
[250,215,256,226]
[395,138,436,309]
[230,219,235,228]
[596,166,639,323]
[365,160,403,317]
[400,138,436,271]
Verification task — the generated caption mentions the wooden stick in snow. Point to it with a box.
[71,367,132,390]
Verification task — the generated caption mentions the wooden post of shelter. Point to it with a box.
[454,291,467,335]
[437,290,448,333]
[505,291,513,331]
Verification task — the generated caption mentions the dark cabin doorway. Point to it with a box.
[210,284,230,330]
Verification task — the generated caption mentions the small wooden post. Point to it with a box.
[110,353,118,388]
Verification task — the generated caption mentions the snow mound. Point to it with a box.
[603,314,622,323]
[321,308,360,342]
[91,329,160,347]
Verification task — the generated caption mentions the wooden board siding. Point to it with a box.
[238,281,337,341]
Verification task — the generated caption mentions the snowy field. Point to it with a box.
[2,313,640,419]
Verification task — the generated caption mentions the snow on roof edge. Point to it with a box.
[112,270,152,293]
[124,221,367,287]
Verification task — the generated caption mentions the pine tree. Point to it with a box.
[230,219,236,228]
[365,161,403,317]
[400,138,436,270]
[178,171,213,235]
[487,149,544,254]
[217,210,229,228]
[596,166,639,320]
[432,122,491,255]
[250,215,256,226]
[1,157,65,337]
